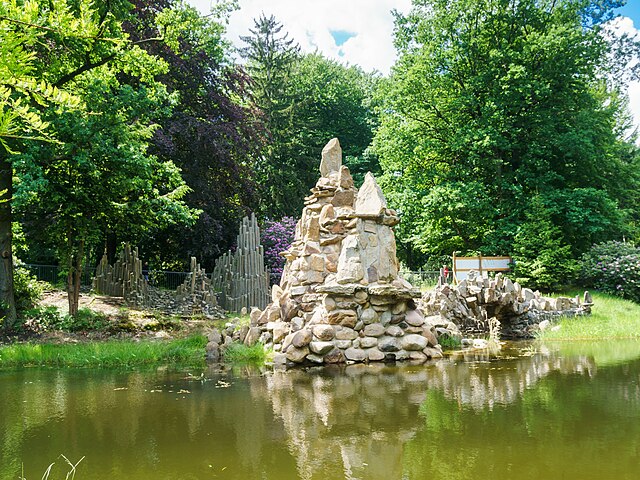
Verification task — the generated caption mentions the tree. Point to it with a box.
[374,0,640,271]
[4,0,196,319]
[288,53,379,188]
[0,0,83,329]
[241,16,378,216]
[240,14,302,217]
[124,0,265,270]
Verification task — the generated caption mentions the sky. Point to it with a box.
[187,0,640,137]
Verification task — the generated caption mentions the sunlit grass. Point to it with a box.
[536,292,640,341]
[0,335,207,368]
[223,342,268,364]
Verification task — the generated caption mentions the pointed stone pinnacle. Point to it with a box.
[355,172,387,215]
[320,138,342,177]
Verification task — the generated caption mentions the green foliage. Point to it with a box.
[437,334,461,350]
[58,308,110,332]
[7,1,198,316]
[240,16,377,217]
[0,334,207,368]
[512,198,578,290]
[374,0,640,268]
[579,241,640,302]
[12,258,43,313]
[223,342,267,365]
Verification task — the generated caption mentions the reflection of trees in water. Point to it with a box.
[427,347,597,410]
[2,343,640,480]
[0,367,294,480]
[405,350,640,480]
[252,345,640,480]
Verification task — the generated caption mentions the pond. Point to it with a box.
[1,340,640,480]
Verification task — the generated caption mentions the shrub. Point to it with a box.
[19,306,64,335]
[261,216,297,285]
[59,308,110,332]
[512,199,577,291]
[13,257,44,313]
[579,241,640,303]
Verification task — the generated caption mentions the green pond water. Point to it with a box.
[1,341,640,480]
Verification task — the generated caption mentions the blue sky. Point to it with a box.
[618,1,640,25]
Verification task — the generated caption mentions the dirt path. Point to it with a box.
[40,289,127,316]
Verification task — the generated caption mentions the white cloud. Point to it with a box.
[187,0,412,74]
[606,16,640,141]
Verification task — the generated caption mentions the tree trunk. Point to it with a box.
[67,237,84,318]
[0,150,16,332]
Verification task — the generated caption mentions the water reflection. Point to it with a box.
[258,364,428,480]
[1,340,639,480]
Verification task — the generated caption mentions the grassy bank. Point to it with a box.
[0,335,207,368]
[537,292,640,341]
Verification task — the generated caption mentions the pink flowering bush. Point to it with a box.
[261,217,297,285]
[580,241,640,303]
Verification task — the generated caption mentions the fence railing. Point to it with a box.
[24,264,440,292]
[23,264,190,291]
[147,270,190,290]
[23,264,94,287]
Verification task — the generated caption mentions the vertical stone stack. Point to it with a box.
[247,138,441,365]
[93,244,148,306]
[174,256,221,315]
[212,213,270,313]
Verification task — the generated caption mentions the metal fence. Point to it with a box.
[23,264,93,286]
[23,264,190,291]
[147,270,189,290]
[24,263,439,291]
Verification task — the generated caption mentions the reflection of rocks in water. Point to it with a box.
[251,348,598,479]
[256,365,429,480]
[427,346,596,410]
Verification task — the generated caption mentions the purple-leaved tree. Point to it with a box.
[261,217,297,285]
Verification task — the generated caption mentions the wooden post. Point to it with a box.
[452,251,457,285]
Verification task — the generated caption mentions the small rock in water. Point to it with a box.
[538,320,551,331]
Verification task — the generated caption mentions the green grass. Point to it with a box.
[0,335,207,368]
[222,342,268,364]
[536,291,640,341]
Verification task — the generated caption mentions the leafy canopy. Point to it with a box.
[374,0,640,271]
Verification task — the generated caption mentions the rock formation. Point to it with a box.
[173,256,224,316]
[93,244,148,306]
[212,213,270,313]
[420,271,592,338]
[93,247,225,318]
[246,138,443,365]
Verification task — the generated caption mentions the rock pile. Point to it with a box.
[171,257,224,316]
[420,271,593,338]
[244,139,445,365]
[94,247,225,318]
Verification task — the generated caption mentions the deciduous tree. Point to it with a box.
[374,0,640,272]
